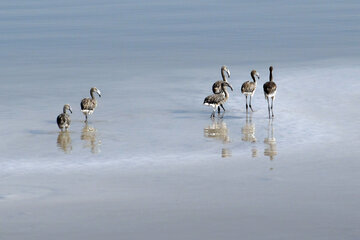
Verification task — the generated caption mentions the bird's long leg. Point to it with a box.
[267,97,271,119]
[218,106,221,114]
[85,114,88,123]
[211,108,216,118]
[249,96,254,112]
[271,97,274,118]
[245,96,248,112]
[220,104,226,112]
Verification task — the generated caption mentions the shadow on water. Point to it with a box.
[57,131,72,154]
[264,119,277,161]
[204,114,231,158]
[81,123,101,154]
[241,113,258,158]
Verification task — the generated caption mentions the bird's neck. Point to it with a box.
[251,74,256,83]
[90,91,95,99]
[269,71,273,82]
[222,87,229,99]
[63,107,67,114]
[221,69,227,82]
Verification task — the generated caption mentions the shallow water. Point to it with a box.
[1,1,360,240]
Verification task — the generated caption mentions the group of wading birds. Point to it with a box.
[203,65,277,119]
[56,87,101,131]
[56,65,277,131]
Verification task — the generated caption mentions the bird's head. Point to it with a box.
[222,82,233,91]
[251,70,260,79]
[91,87,101,97]
[64,104,72,114]
[222,65,231,78]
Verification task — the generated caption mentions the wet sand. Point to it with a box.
[1,63,360,240]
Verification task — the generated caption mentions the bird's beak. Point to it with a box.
[227,70,231,78]
[69,108,73,114]
[97,91,102,97]
[257,74,260,79]
[228,84,233,91]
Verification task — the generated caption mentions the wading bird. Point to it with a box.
[212,65,231,113]
[81,87,101,122]
[57,104,72,131]
[204,82,233,118]
[263,66,277,118]
[241,70,260,112]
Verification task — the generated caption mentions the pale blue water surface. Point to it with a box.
[0,1,360,240]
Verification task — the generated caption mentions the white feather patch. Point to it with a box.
[81,110,94,115]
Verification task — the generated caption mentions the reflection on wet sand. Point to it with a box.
[57,131,72,153]
[81,124,101,154]
[221,148,232,158]
[251,146,258,158]
[241,114,256,142]
[264,120,277,160]
[204,117,230,143]
[204,116,231,158]
[241,114,257,157]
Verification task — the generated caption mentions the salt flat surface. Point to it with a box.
[0,0,360,239]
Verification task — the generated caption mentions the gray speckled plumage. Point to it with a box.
[204,82,233,118]
[263,81,277,96]
[212,65,230,94]
[263,66,277,118]
[81,87,101,122]
[241,81,256,94]
[241,70,259,95]
[57,104,72,131]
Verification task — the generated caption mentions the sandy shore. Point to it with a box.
[2,138,359,240]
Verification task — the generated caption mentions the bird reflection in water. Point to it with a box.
[251,146,258,158]
[57,131,72,153]
[204,115,231,157]
[81,123,101,154]
[264,119,277,160]
[241,113,257,157]
[221,148,232,158]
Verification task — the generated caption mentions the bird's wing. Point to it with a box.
[242,81,256,93]
[241,81,250,92]
[57,114,65,126]
[263,82,277,94]
[81,98,95,110]
[204,93,224,104]
[212,80,222,93]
